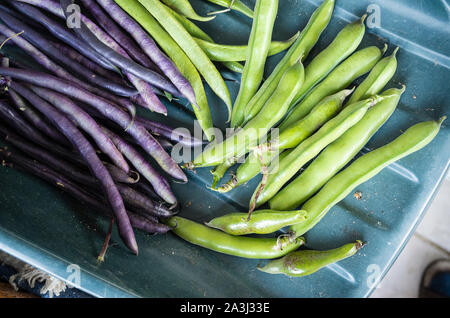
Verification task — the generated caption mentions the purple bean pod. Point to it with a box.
[0,99,80,164]
[58,0,181,97]
[0,149,168,235]
[0,127,96,186]
[156,137,174,151]
[80,12,167,115]
[104,162,140,184]
[101,126,177,205]
[96,0,196,106]
[9,81,138,255]
[50,40,126,84]
[29,85,130,172]
[0,9,136,96]
[6,1,117,72]
[115,183,175,218]
[0,67,186,182]
[128,212,172,234]
[78,0,157,71]
[8,87,67,144]
[0,32,137,117]
[133,181,162,202]
[135,116,205,147]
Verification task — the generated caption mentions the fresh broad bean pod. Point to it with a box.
[205,209,307,235]
[258,241,364,277]
[243,0,336,124]
[275,89,353,149]
[289,117,446,237]
[116,0,214,141]
[279,45,386,130]
[250,96,383,209]
[161,0,215,22]
[191,61,305,168]
[230,0,279,128]
[345,47,399,106]
[205,0,254,18]
[270,87,405,211]
[138,0,233,120]
[288,14,367,110]
[217,89,351,192]
[193,32,300,62]
[166,216,306,259]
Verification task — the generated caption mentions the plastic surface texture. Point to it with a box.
[0,0,449,297]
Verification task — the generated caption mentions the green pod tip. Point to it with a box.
[360,13,368,24]
[381,43,389,55]
[399,84,406,94]
[438,116,447,125]
[345,86,356,97]
[392,46,400,57]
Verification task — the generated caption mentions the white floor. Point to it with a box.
[371,173,450,298]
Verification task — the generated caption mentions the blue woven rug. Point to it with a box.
[0,251,92,298]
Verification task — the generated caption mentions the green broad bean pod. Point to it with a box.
[258,241,364,277]
[193,32,300,62]
[191,61,305,168]
[275,89,353,149]
[138,0,233,120]
[250,96,382,209]
[116,0,215,141]
[243,0,336,124]
[279,45,386,130]
[204,0,254,19]
[217,89,351,193]
[161,0,215,22]
[289,117,446,237]
[205,209,308,235]
[230,0,279,128]
[288,14,367,110]
[345,47,399,106]
[166,216,306,259]
[270,87,405,211]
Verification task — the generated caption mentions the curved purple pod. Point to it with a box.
[0,67,187,182]
[29,86,130,172]
[6,1,116,72]
[9,82,138,255]
[102,127,178,205]
[97,0,196,106]
[78,0,156,71]
[80,11,167,115]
